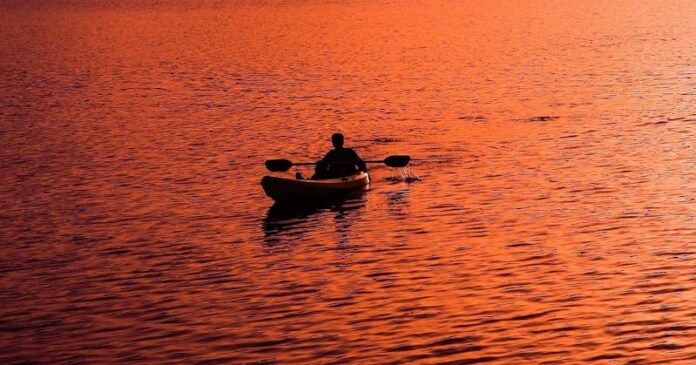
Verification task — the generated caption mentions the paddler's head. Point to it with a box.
[331,133,344,149]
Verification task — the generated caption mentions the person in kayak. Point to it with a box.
[297,133,368,179]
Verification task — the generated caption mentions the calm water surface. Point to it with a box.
[1,1,695,364]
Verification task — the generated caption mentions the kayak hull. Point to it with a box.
[261,172,370,203]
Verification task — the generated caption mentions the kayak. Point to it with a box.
[261,172,370,203]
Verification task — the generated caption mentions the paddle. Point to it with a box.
[265,155,411,172]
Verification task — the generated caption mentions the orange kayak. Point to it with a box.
[261,172,370,203]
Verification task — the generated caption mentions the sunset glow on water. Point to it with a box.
[1,1,695,363]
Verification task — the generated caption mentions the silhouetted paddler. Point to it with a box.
[297,133,367,179]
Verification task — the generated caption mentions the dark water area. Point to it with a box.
[1,1,695,363]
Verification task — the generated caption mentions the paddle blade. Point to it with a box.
[383,155,410,168]
[265,159,293,172]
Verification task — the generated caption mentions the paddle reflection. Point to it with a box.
[262,191,368,245]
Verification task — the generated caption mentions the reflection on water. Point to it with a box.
[1,0,695,364]
[263,192,368,245]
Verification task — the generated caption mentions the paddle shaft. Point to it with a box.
[291,160,386,165]
[290,162,320,166]
[265,155,409,171]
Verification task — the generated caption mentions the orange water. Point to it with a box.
[1,1,695,363]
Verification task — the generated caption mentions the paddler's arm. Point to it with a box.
[319,150,334,169]
[353,150,368,172]
[312,152,332,179]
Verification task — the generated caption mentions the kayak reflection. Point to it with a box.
[262,191,368,245]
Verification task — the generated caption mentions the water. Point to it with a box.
[1,1,695,363]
